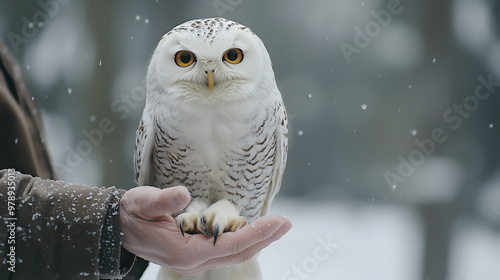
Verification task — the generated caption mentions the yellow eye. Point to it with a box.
[175,51,195,67]
[223,48,243,64]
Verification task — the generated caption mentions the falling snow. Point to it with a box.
[1,5,496,280]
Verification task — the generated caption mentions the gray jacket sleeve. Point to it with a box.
[0,169,136,279]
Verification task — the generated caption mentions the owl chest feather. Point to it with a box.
[153,99,275,204]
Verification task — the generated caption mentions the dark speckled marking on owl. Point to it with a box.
[168,17,256,44]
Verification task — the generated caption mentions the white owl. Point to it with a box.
[134,18,288,280]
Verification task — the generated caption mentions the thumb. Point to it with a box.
[122,186,191,220]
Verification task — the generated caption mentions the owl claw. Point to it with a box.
[179,220,185,237]
[175,200,209,236]
[200,216,213,237]
[213,225,220,246]
[175,199,248,242]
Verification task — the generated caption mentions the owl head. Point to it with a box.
[147,18,277,102]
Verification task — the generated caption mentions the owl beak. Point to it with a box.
[207,70,215,93]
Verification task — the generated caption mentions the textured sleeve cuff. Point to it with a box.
[98,188,137,278]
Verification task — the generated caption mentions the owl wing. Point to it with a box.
[260,100,288,216]
[134,111,156,185]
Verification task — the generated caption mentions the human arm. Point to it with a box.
[0,169,135,279]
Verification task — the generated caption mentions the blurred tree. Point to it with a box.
[83,1,123,187]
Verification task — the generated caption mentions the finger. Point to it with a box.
[177,216,291,268]
[123,186,191,220]
[220,215,292,256]
[174,216,292,275]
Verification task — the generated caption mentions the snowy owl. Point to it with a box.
[134,18,288,280]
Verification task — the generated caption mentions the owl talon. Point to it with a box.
[179,220,185,237]
[174,199,209,236]
[213,225,220,246]
[200,216,212,237]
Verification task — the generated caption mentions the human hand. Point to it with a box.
[120,186,292,275]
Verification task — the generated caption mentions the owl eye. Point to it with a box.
[175,51,196,67]
[223,48,243,64]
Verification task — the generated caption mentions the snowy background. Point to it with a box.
[2,0,500,279]
[141,197,500,280]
